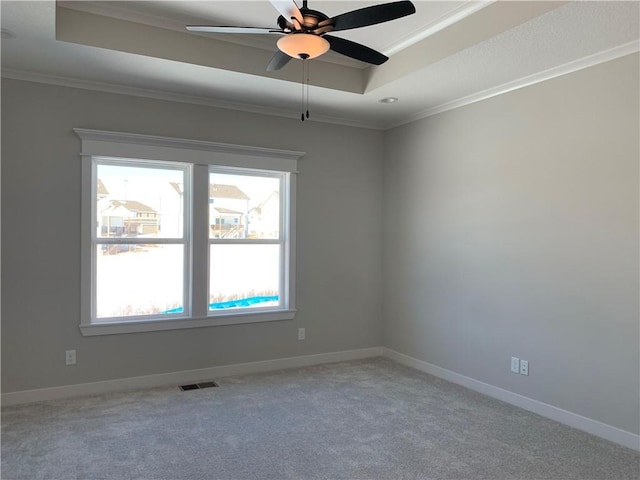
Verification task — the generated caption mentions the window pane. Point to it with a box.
[209,244,280,310]
[209,172,280,239]
[97,163,185,239]
[96,244,184,318]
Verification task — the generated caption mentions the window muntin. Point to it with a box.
[92,159,190,321]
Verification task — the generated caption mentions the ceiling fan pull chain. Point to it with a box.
[301,59,305,121]
[306,60,310,119]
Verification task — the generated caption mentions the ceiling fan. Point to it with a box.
[186,0,416,71]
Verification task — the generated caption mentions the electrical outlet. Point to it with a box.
[510,356,519,373]
[298,328,305,340]
[65,350,76,366]
[519,359,529,376]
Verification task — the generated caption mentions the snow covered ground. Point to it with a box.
[96,244,279,318]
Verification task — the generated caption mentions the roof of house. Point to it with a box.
[209,184,249,200]
[97,179,109,196]
[110,200,156,213]
[169,182,184,195]
[213,207,242,215]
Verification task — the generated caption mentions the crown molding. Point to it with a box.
[385,39,640,130]
[0,68,383,131]
[3,40,638,133]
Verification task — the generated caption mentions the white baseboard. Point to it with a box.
[382,348,640,452]
[3,345,637,452]
[0,347,383,407]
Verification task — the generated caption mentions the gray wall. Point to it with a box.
[2,54,638,437]
[383,53,640,434]
[1,79,384,392]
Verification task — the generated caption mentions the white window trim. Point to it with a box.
[76,128,303,336]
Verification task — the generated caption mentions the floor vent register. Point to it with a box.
[179,381,219,391]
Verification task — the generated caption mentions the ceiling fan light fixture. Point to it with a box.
[277,33,330,60]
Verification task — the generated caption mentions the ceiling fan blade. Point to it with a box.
[324,35,388,65]
[269,0,303,24]
[329,1,416,32]
[186,26,284,34]
[267,50,293,71]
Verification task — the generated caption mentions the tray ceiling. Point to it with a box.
[1,1,638,129]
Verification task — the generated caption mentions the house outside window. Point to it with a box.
[76,129,303,336]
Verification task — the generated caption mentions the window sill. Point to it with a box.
[79,309,297,336]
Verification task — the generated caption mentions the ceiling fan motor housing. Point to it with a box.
[299,8,329,28]
[277,8,330,32]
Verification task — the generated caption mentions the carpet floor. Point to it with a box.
[1,358,639,480]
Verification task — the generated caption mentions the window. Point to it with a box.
[209,169,284,312]
[94,159,189,319]
[77,129,303,336]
